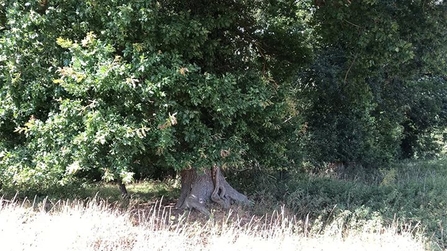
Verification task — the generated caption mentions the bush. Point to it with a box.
[0,0,301,192]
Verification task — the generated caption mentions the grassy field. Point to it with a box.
[2,158,447,250]
[0,197,425,251]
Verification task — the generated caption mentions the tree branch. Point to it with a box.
[344,53,358,84]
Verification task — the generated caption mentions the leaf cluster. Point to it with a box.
[0,0,304,191]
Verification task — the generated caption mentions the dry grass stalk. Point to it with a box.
[0,197,426,251]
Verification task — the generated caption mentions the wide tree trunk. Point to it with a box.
[175,166,251,215]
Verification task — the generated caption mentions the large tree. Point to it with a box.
[0,0,309,213]
[298,0,447,166]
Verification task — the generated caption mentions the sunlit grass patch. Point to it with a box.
[126,179,179,201]
[0,197,426,251]
[0,198,133,250]
[80,179,178,200]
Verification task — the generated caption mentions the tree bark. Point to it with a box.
[175,166,251,215]
[118,181,129,198]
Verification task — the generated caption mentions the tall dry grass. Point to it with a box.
[0,197,426,251]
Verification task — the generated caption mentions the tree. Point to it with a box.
[0,0,309,213]
[298,0,447,167]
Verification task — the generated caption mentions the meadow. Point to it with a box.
[2,158,447,250]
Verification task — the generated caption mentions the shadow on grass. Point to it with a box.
[0,179,180,207]
[82,180,180,205]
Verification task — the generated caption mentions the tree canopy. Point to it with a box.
[0,0,446,193]
[299,0,447,166]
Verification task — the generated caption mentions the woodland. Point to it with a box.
[1,0,447,238]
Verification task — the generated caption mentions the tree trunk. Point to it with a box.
[175,166,251,215]
[118,181,129,198]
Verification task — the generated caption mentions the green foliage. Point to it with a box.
[1,0,446,195]
[277,158,447,249]
[298,0,447,166]
[0,0,306,192]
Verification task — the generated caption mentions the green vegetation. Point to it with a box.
[0,0,306,192]
[1,0,447,250]
[226,158,444,249]
[2,158,446,249]
[282,159,447,250]
[1,0,446,193]
[299,0,447,166]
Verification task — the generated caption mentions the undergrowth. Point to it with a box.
[243,158,447,250]
[2,158,447,250]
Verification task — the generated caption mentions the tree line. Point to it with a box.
[0,0,446,194]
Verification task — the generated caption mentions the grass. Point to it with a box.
[82,179,179,203]
[0,197,425,251]
[2,158,447,250]
[278,158,447,250]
